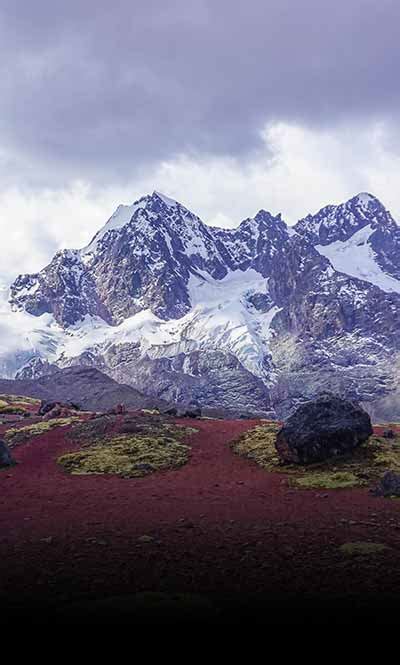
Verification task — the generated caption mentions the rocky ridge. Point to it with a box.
[3,190,400,419]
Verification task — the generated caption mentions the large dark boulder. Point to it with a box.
[373,471,400,497]
[0,439,16,468]
[275,394,373,464]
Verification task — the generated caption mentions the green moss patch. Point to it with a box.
[58,432,191,478]
[0,405,29,416]
[231,423,282,469]
[232,424,400,490]
[293,471,360,489]
[339,542,390,557]
[0,393,41,416]
[0,394,41,407]
[67,414,198,446]
[5,417,81,446]
[59,416,196,478]
[163,423,198,437]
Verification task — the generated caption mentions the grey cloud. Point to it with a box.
[1,0,400,187]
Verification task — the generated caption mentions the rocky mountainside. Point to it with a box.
[9,193,289,326]
[0,367,167,413]
[2,190,400,419]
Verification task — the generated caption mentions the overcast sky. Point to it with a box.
[1,0,400,283]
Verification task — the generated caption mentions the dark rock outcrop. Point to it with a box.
[176,405,202,418]
[275,394,373,464]
[383,429,395,439]
[0,440,16,468]
[39,400,81,416]
[163,407,178,417]
[373,471,400,497]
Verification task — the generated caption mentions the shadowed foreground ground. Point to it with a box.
[1,418,400,625]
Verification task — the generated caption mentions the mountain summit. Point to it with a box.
[294,192,397,246]
[4,192,400,419]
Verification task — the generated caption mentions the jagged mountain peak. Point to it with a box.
[344,192,394,220]
[352,192,378,206]
[235,209,287,237]
[254,209,283,225]
[85,191,195,253]
[4,189,400,420]
[294,192,396,246]
[151,190,180,208]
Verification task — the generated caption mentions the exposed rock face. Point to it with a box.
[10,249,112,326]
[9,193,290,328]
[16,358,59,381]
[295,193,396,244]
[0,440,16,467]
[3,190,400,419]
[275,394,373,464]
[95,348,274,417]
[294,192,400,285]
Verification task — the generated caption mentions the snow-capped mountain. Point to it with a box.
[294,193,400,288]
[3,190,400,419]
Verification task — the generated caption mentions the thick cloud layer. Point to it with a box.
[1,0,400,185]
[1,1,400,285]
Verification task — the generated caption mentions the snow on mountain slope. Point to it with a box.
[0,284,62,377]
[4,189,400,419]
[179,269,279,379]
[83,193,167,253]
[54,268,279,380]
[9,191,292,327]
[84,191,218,261]
[316,225,400,294]
[295,192,397,246]
[1,267,280,383]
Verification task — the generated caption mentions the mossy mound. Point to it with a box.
[67,413,198,446]
[0,405,30,416]
[339,542,390,557]
[0,394,41,407]
[293,471,360,489]
[58,431,191,478]
[232,423,400,490]
[67,415,116,443]
[0,393,41,416]
[5,417,81,446]
[231,422,282,468]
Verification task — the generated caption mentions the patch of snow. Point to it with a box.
[153,191,179,207]
[15,281,40,299]
[316,225,400,294]
[355,192,375,206]
[83,199,148,253]
[4,268,278,381]
[0,285,63,377]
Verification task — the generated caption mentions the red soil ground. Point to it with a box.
[1,417,400,624]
